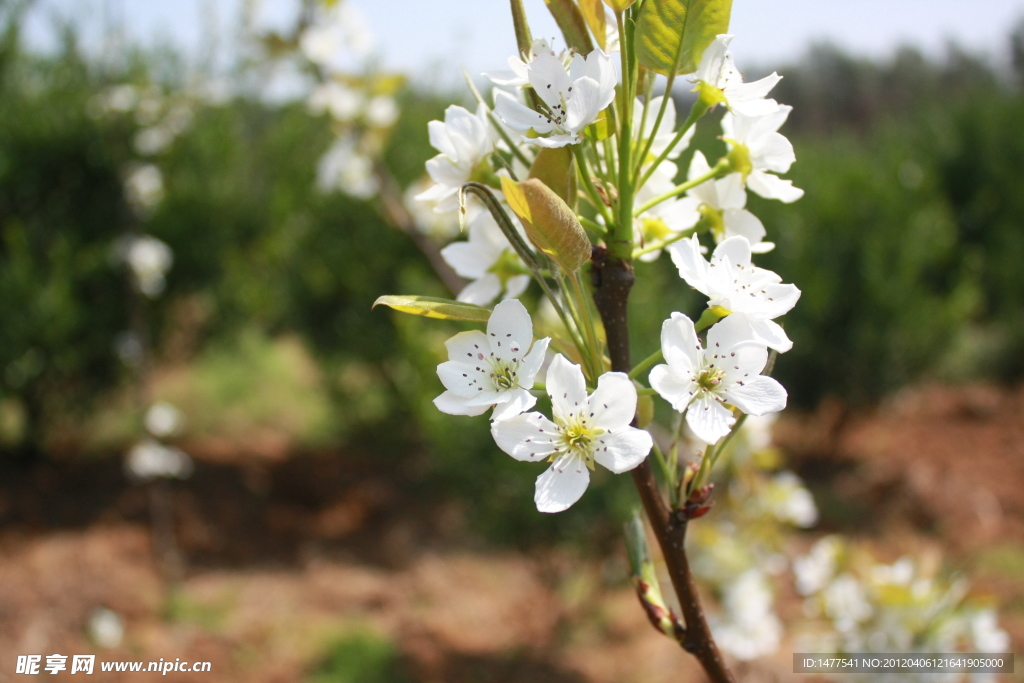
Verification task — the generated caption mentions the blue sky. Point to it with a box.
[23,0,1024,83]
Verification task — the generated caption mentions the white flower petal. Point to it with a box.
[649,364,698,412]
[518,337,551,386]
[487,298,533,361]
[595,427,653,473]
[437,360,491,398]
[565,76,602,133]
[546,354,588,420]
[528,54,573,110]
[491,412,559,461]
[491,388,538,421]
[723,209,765,246]
[587,372,637,431]
[494,91,556,134]
[724,375,787,416]
[695,34,733,84]
[712,235,752,269]
[457,274,502,305]
[661,311,701,371]
[746,170,804,203]
[441,240,498,279]
[686,395,735,444]
[428,119,458,159]
[535,455,591,513]
[747,317,793,353]
[434,390,490,417]
[706,312,757,351]
[444,330,491,363]
[668,235,710,295]
[504,274,530,300]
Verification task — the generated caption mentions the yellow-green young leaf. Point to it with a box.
[584,106,614,142]
[501,176,591,273]
[578,0,607,49]
[635,0,733,76]
[529,147,578,208]
[603,0,638,10]
[543,0,595,55]
[372,296,491,323]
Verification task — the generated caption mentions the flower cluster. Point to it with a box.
[391,28,806,513]
[792,536,1010,680]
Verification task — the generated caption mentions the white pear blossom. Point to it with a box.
[765,471,818,528]
[87,608,125,649]
[823,574,873,630]
[308,81,364,122]
[492,355,653,513]
[493,49,616,148]
[484,38,557,87]
[415,104,493,213]
[118,235,173,298]
[677,151,773,252]
[434,299,550,421]
[712,570,783,661]
[441,211,530,306]
[125,439,193,481]
[722,105,804,203]
[316,135,378,199]
[650,312,786,445]
[124,164,164,215]
[299,2,373,71]
[794,536,842,596]
[970,609,1010,652]
[144,401,185,439]
[694,35,781,118]
[669,235,801,352]
[634,95,693,162]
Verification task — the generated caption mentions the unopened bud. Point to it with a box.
[501,176,591,273]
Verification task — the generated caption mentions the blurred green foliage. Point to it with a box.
[3,9,1024,541]
[307,629,408,683]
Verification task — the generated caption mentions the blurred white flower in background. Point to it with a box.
[125,440,193,482]
[116,235,173,298]
[713,570,783,661]
[300,2,373,72]
[794,536,841,596]
[144,402,185,439]
[316,135,379,199]
[87,607,125,649]
[124,164,164,215]
[765,471,818,527]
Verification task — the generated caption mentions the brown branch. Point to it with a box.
[373,162,466,295]
[591,248,736,683]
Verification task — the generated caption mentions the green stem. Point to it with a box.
[650,442,674,489]
[634,160,729,216]
[632,226,698,259]
[572,145,615,227]
[566,270,604,381]
[633,71,677,181]
[636,98,709,192]
[462,68,533,168]
[579,215,606,236]
[628,348,663,380]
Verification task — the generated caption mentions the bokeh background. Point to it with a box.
[2,0,1024,680]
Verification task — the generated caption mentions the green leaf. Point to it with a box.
[501,176,591,273]
[543,0,595,55]
[578,0,608,49]
[372,296,491,322]
[528,147,578,208]
[603,0,638,10]
[635,0,733,76]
